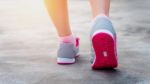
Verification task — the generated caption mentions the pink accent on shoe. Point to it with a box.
[75,37,80,47]
[60,34,77,46]
[59,34,75,44]
[92,32,118,69]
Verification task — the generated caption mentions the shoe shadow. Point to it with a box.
[94,68,118,72]
[92,68,120,75]
[90,68,140,84]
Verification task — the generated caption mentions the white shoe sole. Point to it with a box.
[57,58,75,64]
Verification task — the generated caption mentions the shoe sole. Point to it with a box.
[57,54,79,65]
[91,30,118,69]
[57,58,75,64]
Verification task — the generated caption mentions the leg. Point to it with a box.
[44,0,79,64]
[44,0,71,37]
[89,0,110,17]
[89,0,118,69]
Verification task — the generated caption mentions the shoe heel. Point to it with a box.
[92,33,118,69]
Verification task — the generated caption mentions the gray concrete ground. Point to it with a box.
[0,0,150,84]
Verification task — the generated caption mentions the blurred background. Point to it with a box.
[0,0,150,84]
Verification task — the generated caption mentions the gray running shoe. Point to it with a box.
[57,37,80,64]
[90,16,118,69]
